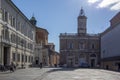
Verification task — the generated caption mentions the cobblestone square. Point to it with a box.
[0,68,120,80]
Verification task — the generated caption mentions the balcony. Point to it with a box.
[60,33,100,37]
[60,33,77,36]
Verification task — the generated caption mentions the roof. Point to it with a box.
[36,26,49,34]
[101,12,120,36]
[30,16,36,21]
[110,12,120,27]
[7,0,35,28]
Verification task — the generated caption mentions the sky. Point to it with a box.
[12,0,120,52]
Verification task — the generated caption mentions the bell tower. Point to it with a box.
[30,15,37,26]
[77,8,87,35]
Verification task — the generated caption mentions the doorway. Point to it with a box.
[118,63,120,71]
[3,47,9,66]
[36,60,39,65]
[91,59,95,67]
[68,58,74,67]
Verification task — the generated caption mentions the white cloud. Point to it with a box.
[110,2,120,10]
[87,0,120,11]
[98,0,120,8]
[88,0,99,4]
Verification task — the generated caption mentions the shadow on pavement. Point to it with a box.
[0,71,13,74]
[46,67,78,73]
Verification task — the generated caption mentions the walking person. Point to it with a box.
[40,62,42,69]
[10,62,15,72]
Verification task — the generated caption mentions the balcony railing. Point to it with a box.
[60,33,100,37]
[60,33,77,36]
[0,36,11,45]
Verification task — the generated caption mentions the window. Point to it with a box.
[22,54,24,62]
[10,15,12,25]
[16,22,19,31]
[4,29,9,40]
[2,9,4,20]
[21,24,23,33]
[68,43,73,49]
[25,55,27,62]
[28,43,33,50]
[103,50,105,54]
[68,52,72,56]
[75,57,78,64]
[79,54,84,58]
[13,53,16,61]
[17,54,20,62]
[1,29,4,39]
[91,43,95,49]
[90,54,96,57]
[13,17,16,27]
[4,11,8,22]
[29,56,31,62]
[21,39,24,47]
[24,40,27,48]
[16,35,18,44]
[17,36,21,45]
[79,43,85,49]
[13,35,15,43]
[11,33,16,43]
[31,56,33,62]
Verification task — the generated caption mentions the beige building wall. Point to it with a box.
[35,27,49,66]
[0,0,35,68]
[60,33,100,68]
[59,8,100,68]
[101,12,120,71]
[101,61,120,71]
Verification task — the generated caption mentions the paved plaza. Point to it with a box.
[0,68,120,80]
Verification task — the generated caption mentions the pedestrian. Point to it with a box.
[40,62,42,69]
[10,62,15,72]
[0,65,5,72]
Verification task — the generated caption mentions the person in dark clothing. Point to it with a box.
[10,65,14,72]
[40,62,42,69]
[0,65,5,72]
[10,62,15,72]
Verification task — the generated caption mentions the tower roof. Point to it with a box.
[30,15,37,26]
[79,7,85,16]
[30,16,36,21]
[78,7,87,19]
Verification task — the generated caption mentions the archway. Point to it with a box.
[90,54,96,68]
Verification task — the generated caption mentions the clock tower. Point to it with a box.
[77,8,87,35]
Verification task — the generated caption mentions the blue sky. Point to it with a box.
[12,0,119,52]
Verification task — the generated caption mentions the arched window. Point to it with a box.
[91,43,95,49]
[79,54,84,58]
[68,43,73,49]
[90,54,96,57]
[4,28,9,40]
[79,43,85,49]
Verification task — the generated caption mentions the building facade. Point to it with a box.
[59,8,100,68]
[34,20,59,67]
[101,12,120,71]
[35,26,49,66]
[0,0,35,68]
[46,43,59,67]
